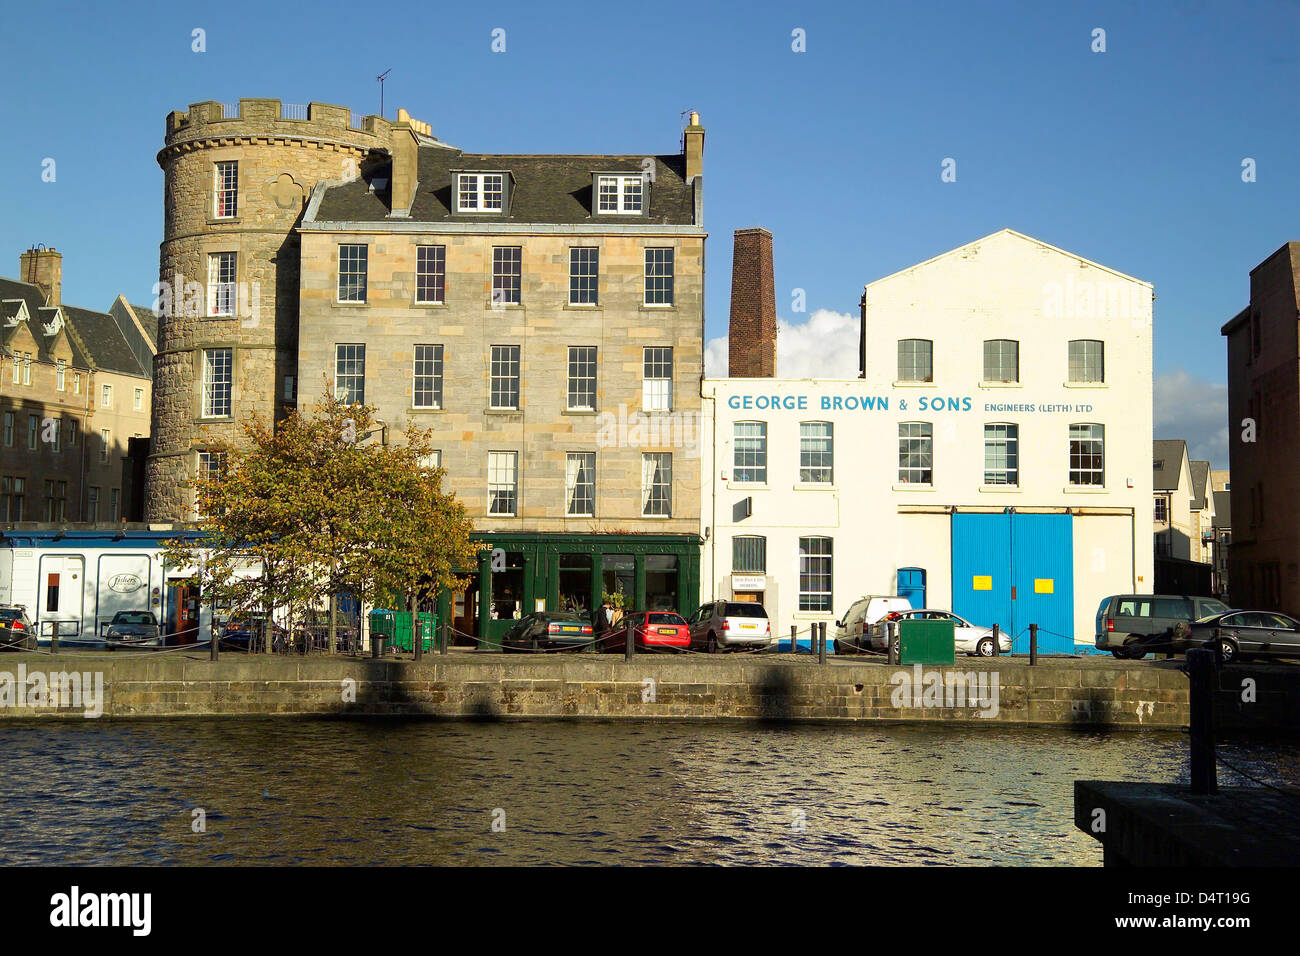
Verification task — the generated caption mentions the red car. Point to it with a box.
[603,611,690,653]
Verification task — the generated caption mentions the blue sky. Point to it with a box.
[3,0,1297,467]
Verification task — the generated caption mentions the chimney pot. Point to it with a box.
[20,246,63,307]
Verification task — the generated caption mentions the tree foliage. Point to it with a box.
[163,390,484,641]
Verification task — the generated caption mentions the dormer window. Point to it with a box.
[457,172,507,212]
[595,174,645,214]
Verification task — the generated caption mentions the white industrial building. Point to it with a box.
[701,229,1155,652]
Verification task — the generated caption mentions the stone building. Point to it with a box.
[295,110,707,641]
[1222,241,1300,614]
[1,247,156,524]
[149,100,396,521]
[151,99,707,641]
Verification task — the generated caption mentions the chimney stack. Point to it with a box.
[20,246,62,306]
[389,108,431,218]
[728,228,777,378]
[684,111,705,181]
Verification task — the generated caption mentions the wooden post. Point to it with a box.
[441,621,450,655]
[624,619,635,661]
[414,615,424,662]
[818,621,827,664]
[1029,622,1038,666]
[1187,647,1218,795]
[888,621,900,665]
[991,622,1000,657]
[790,625,798,655]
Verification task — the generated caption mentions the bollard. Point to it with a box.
[625,622,635,661]
[371,633,382,659]
[888,620,899,665]
[790,625,798,655]
[1029,622,1038,666]
[50,625,59,655]
[414,619,424,662]
[991,622,1000,657]
[441,622,450,655]
[1186,647,1218,794]
[210,628,220,661]
[818,621,827,664]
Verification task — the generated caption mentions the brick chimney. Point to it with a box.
[20,246,62,305]
[728,228,777,378]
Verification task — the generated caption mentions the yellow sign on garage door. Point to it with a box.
[972,575,992,591]
[1034,578,1054,594]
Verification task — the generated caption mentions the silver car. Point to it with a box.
[868,609,1011,657]
[687,601,772,652]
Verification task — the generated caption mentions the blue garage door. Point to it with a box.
[952,512,1076,654]
[898,567,927,610]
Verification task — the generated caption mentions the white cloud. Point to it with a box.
[1154,369,1228,468]
[705,308,860,379]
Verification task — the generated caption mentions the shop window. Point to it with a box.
[602,554,635,608]
[559,553,593,617]
[491,551,525,622]
[645,555,679,612]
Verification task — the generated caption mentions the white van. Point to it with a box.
[833,595,913,653]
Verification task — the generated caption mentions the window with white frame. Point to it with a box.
[22,353,31,385]
[733,422,767,483]
[101,384,113,408]
[26,415,37,450]
[10,355,18,384]
[642,347,673,411]
[898,422,933,484]
[897,339,933,382]
[644,248,674,306]
[87,486,100,522]
[334,344,366,404]
[1,477,24,521]
[213,161,238,218]
[983,339,1019,383]
[799,422,834,484]
[596,174,645,214]
[413,344,444,409]
[457,173,505,212]
[1069,423,1105,486]
[1068,339,1105,383]
[492,246,521,306]
[983,423,1019,485]
[2,412,11,447]
[56,359,65,392]
[567,346,597,411]
[416,245,446,304]
[207,252,236,316]
[51,418,61,453]
[337,244,368,303]
[732,536,766,574]
[569,247,599,305]
[99,428,111,462]
[798,537,833,611]
[197,450,227,484]
[641,453,672,517]
[1154,496,1169,523]
[490,345,521,409]
[488,451,518,516]
[73,372,81,395]
[421,450,442,471]
[134,387,144,411]
[566,452,596,517]
[203,348,232,417]
[109,488,120,522]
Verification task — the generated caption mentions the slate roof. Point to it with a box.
[1212,490,1232,529]
[127,303,159,347]
[0,275,150,378]
[1189,460,1211,511]
[313,148,696,226]
[1153,439,1188,492]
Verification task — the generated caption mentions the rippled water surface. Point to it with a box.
[1,719,1295,865]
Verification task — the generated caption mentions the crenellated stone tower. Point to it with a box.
[148,99,395,521]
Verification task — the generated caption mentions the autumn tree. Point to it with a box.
[165,390,483,652]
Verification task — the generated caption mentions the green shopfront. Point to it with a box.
[435,533,702,646]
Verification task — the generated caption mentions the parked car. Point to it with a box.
[862,609,1011,657]
[833,595,914,654]
[602,610,690,653]
[501,611,595,653]
[221,618,290,652]
[687,601,772,652]
[105,610,163,649]
[1186,610,1300,664]
[1094,594,1232,659]
[0,604,36,651]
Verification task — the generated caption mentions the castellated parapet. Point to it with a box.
[147,99,396,521]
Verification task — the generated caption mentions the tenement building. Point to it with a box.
[1,247,156,524]
[151,99,707,641]
[1221,241,1300,614]
[702,229,1155,652]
